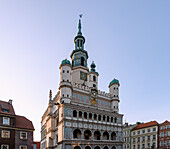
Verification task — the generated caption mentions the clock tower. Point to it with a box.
[71,16,89,85]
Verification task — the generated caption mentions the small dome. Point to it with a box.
[90,61,96,69]
[109,78,120,86]
[61,59,71,66]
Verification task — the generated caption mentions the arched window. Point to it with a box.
[84,112,87,119]
[74,146,81,149]
[93,76,96,82]
[98,115,101,121]
[103,131,109,140]
[103,115,105,121]
[81,57,85,66]
[73,129,81,139]
[107,116,110,122]
[94,131,101,140]
[89,113,92,120]
[84,130,92,140]
[111,117,113,123]
[104,146,109,149]
[85,146,91,149]
[111,132,117,140]
[79,111,82,118]
[112,147,116,149]
[94,114,97,121]
[73,110,77,117]
[115,117,117,123]
[94,146,101,149]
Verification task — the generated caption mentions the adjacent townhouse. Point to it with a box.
[0,100,35,149]
[159,120,170,148]
[131,121,158,149]
[123,122,140,149]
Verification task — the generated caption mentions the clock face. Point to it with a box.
[80,71,87,81]
[90,89,98,105]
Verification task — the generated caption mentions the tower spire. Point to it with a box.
[78,14,83,35]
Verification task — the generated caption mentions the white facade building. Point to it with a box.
[41,17,124,149]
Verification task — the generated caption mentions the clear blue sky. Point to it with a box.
[0,0,170,141]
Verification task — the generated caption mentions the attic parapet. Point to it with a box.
[72,82,112,98]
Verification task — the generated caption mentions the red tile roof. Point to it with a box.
[16,115,34,130]
[133,121,158,130]
[160,120,170,125]
[0,100,15,115]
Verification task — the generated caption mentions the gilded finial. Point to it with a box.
[49,90,52,100]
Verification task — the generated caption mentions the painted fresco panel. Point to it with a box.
[72,93,111,110]
[65,128,71,139]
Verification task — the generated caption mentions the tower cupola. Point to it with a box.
[70,15,88,68]
[87,61,99,89]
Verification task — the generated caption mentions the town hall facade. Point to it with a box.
[41,17,123,149]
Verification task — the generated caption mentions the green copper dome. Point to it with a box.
[90,62,96,68]
[109,78,120,86]
[61,59,71,66]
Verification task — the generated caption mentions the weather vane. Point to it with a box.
[79,14,83,18]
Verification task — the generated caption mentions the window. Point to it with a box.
[153,134,156,140]
[103,115,105,121]
[142,144,145,149]
[98,115,101,121]
[19,146,27,149]
[160,141,164,146]
[161,132,164,137]
[73,110,77,117]
[79,111,82,118]
[56,118,58,127]
[133,145,135,149]
[166,131,170,136]
[142,136,145,141]
[1,145,9,149]
[166,125,170,129]
[20,132,27,140]
[94,114,97,120]
[147,129,150,132]
[133,138,135,143]
[148,143,150,148]
[56,135,58,143]
[3,117,10,125]
[93,84,96,87]
[111,117,113,122]
[84,112,87,119]
[142,130,145,133]
[1,131,10,138]
[137,131,140,134]
[93,76,96,82]
[67,70,69,73]
[133,132,136,135]
[107,116,109,122]
[89,113,92,120]
[137,137,140,142]
[137,145,140,149]
[161,126,165,130]
[148,136,150,141]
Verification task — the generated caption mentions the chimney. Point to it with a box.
[8,99,12,105]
